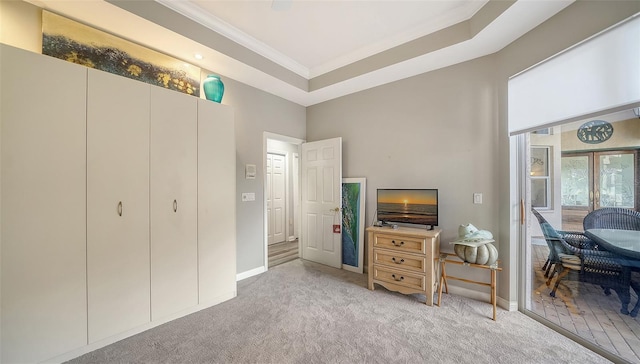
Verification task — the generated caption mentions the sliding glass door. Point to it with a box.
[523,113,640,363]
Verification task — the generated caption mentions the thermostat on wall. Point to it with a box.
[245,164,256,179]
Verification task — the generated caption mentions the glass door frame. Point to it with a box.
[561,149,639,230]
[592,149,639,210]
[515,134,622,363]
[560,152,594,231]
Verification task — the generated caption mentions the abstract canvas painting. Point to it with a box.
[342,178,366,273]
[42,11,200,97]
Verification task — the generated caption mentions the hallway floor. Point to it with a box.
[268,240,298,268]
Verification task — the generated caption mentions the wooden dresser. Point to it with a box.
[367,226,441,305]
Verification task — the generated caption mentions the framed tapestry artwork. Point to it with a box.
[42,10,201,97]
[342,178,366,273]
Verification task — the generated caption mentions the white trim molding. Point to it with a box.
[236,266,266,281]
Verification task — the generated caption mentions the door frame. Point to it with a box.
[559,151,594,230]
[263,132,304,270]
[561,149,639,229]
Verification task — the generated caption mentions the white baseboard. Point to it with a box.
[501,296,518,311]
[236,265,266,281]
[48,290,237,363]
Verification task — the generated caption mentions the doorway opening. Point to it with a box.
[262,133,344,270]
[263,133,303,269]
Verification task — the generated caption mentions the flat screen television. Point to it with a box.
[377,189,438,230]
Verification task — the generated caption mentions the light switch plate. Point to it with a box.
[242,192,255,202]
[473,193,483,204]
[245,164,256,179]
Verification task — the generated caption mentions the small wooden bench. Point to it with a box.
[436,253,502,321]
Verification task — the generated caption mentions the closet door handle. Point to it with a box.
[173,199,178,213]
[117,201,123,217]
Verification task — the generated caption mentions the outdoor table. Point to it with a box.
[585,228,640,316]
[585,229,640,260]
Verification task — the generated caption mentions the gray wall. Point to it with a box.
[307,55,500,294]
[308,1,640,302]
[307,55,499,243]
[200,73,306,275]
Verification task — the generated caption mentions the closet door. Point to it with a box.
[1,45,87,363]
[150,86,198,319]
[87,69,150,343]
[267,153,286,244]
[197,99,237,303]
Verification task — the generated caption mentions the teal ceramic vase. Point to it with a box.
[203,74,224,103]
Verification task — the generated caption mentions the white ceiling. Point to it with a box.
[158,0,488,79]
[33,0,576,106]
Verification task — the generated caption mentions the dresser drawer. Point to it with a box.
[374,234,425,254]
[373,249,426,273]
[367,226,440,305]
[373,265,425,291]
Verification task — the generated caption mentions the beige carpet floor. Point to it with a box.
[67,259,610,363]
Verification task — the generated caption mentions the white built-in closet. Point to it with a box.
[0,44,236,363]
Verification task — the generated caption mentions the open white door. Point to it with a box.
[301,137,342,268]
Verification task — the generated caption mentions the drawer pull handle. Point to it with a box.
[391,274,404,281]
[392,257,405,264]
[391,240,405,246]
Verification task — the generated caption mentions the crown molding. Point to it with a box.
[154,0,310,79]
[36,0,576,107]
[308,0,488,78]
[155,0,489,81]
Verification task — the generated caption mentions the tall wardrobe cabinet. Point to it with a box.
[86,69,152,343]
[150,87,198,320]
[0,44,237,363]
[0,43,88,364]
[198,99,236,303]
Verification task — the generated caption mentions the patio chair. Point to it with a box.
[532,209,595,279]
[532,209,634,315]
[583,207,640,231]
